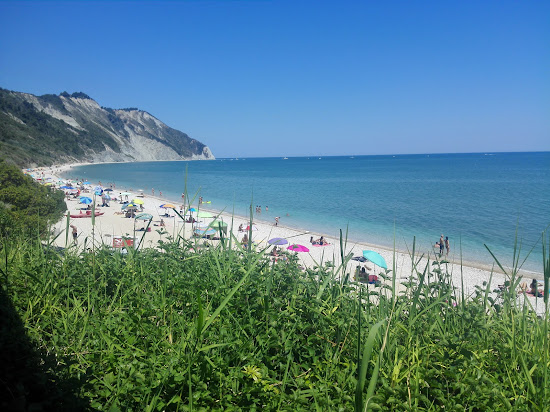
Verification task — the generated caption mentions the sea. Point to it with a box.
[61,152,550,274]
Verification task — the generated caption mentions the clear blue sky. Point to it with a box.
[1,1,548,158]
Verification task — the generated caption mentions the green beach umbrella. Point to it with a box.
[362,250,388,270]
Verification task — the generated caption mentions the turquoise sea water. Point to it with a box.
[63,152,550,273]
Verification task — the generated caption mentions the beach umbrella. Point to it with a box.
[120,192,132,196]
[362,250,388,270]
[268,237,288,245]
[210,220,227,228]
[79,196,92,204]
[197,211,213,218]
[246,225,258,231]
[94,185,103,192]
[189,207,197,212]
[60,185,73,189]
[132,198,144,205]
[135,213,153,220]
[287,244,309,252]
[104,188,113,192]
[122,203,138,210]
[83,181,91,185]
[160,203,176,209]
[194,228,216,236]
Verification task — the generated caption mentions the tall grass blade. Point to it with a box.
[355,319,385,412]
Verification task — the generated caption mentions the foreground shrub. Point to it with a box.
[1,236,549,410]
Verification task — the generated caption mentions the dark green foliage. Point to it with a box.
[70,92,92,99]
[0,160,66,236]
[1,232,548,410]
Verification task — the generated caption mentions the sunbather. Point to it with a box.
[530,279,543,297]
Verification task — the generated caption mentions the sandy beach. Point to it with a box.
[32,163,547,316]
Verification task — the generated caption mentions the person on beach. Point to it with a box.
[445,237,450,256]
[439,234,445,256]
[71,225,78,245]
[238,224,244,232]
[266,206,268,212]
[199,196,203,205]
[242,233,248,248]
[159,191,162,197]
[181,193,185,202]
[275,217,279,226]
[530,279,543,297]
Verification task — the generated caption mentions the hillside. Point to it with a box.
[0,88,214,167]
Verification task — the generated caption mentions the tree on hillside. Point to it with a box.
[0,161,66,237]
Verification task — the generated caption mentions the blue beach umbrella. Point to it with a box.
[79,196,92,205]
[60,185,73,189]
[362,250,388,270]
[135,213,153,220]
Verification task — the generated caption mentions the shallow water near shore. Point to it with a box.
[62,152,550,273]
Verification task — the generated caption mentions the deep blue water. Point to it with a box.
[62,152,550,273]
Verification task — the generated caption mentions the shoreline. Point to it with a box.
[31,162,546,315]
[52,161,543,277]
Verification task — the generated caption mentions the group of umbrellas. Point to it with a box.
[268,237,310,253]
[267,237,388,269]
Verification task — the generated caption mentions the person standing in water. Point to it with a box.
[445,236,450,256]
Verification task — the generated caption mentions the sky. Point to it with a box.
[1,1,548,158]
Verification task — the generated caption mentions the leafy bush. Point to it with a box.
[0,160,66,237]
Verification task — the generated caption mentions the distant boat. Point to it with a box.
[283,157,288,160]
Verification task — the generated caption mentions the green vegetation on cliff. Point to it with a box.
[0,88,121,166]
[0,87,213,167]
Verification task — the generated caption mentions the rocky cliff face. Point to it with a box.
[0,89,214,166]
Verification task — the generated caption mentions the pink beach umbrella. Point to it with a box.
[287,244,309,253]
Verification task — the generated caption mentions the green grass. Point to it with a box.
[1,224,549,411]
